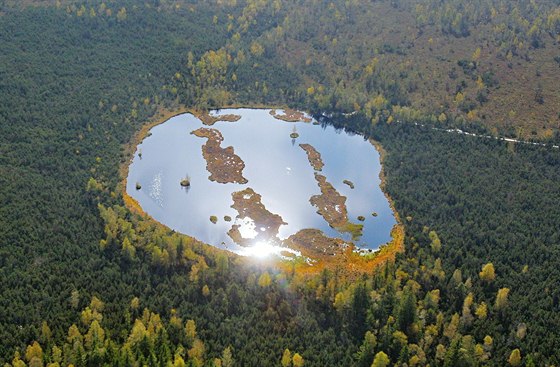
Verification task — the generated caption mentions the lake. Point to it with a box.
[126,108,396,257]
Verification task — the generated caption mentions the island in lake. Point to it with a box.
[270,109,312,123]
[299,142,363,240]
[227,188,287,246]
[126,108,396,258]
[195,110,241,126]
[191,127,248,184]
[299,143,324,171]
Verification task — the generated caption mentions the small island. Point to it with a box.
[210,215,218,224]
[227,188,287,245]
[300,143,324,171]
[191,127,248,184]
[135,182,141,190]
[285,229,347,257]
[270,109,312,123]
[310,173,349,228]
[298,144,364,240]
[196,111,241,126]
[343,179,355,189]
[290,126,299,139]
[180,175,191,187]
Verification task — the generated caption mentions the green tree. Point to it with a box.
[356,331,377,367]
[397,287,416,332]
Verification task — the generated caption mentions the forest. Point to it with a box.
[0,0,559,366]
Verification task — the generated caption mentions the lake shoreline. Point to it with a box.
[369,139,405,255]
[118,105,404,272]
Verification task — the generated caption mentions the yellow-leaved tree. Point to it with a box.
[281,349,292,367]
[371,351,390,367]
[495,288,510,310]
[258,272,272,287]
[292,353,304,367]
[508,348,522,366]
[479,263,496,282]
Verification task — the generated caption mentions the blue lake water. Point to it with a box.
[126,108,396,256]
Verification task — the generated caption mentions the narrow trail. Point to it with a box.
[321,112,559,150]
[411,122,560,150]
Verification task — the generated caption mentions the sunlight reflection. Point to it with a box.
[240,240,302,259]
[247,241,276,258]
[236,217,258,239]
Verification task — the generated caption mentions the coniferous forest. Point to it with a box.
[0,1,559,366]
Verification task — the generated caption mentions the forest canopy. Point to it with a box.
[0,1,559,366]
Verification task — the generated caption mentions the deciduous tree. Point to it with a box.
[508,349,521,366]
[479,263,496,282]
[371,351,390,367]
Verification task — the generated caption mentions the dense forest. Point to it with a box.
[0,1,559,366]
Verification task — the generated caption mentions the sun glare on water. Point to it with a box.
[245,241,276,258]
[240,241,302,259]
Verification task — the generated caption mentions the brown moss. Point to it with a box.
[279,223,405,279]
[227,225,252,246]
[228,188,287,245]
[270,109,312,123]
[194,110,241,126]
[310,173,348,228]
[299,143,324,171]
[285,229,347,257]
[337,222,364,241]
[191,127,248,184]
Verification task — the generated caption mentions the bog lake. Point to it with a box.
[126,108,396,257]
